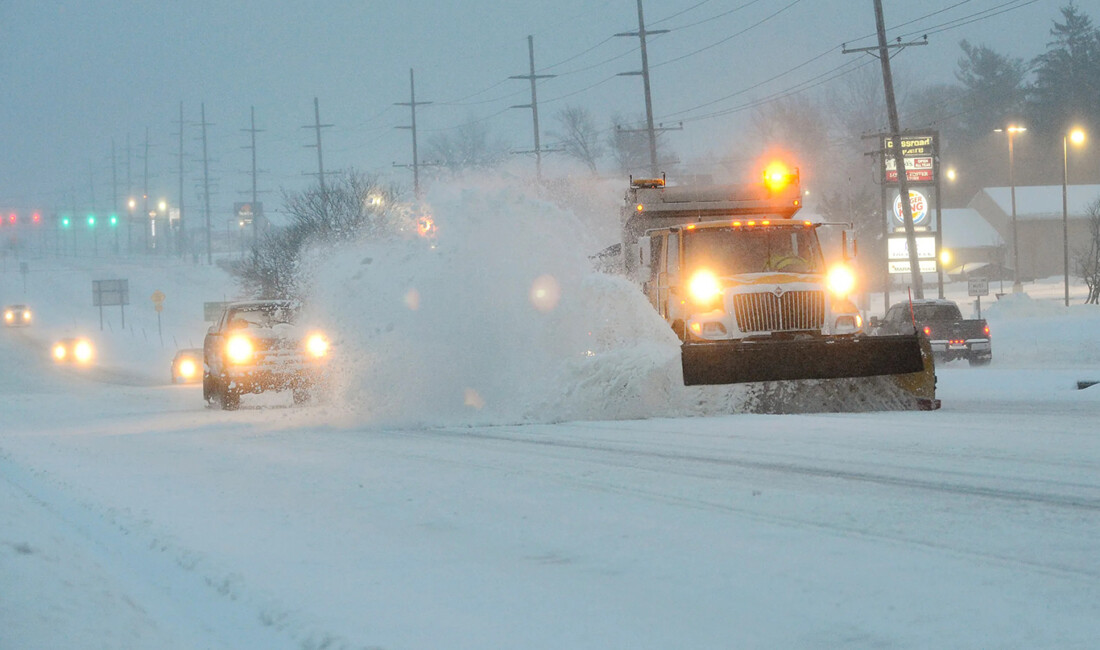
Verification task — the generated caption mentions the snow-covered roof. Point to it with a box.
[980,185,1100,219]
[941,208,1002,249]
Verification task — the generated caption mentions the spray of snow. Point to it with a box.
[303,175,766,426]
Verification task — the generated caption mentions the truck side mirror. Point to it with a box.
[842,231,858,261]
[637,235,652,271]
[868,316,881,328]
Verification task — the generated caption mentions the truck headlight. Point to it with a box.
[688,270,722,305]
[826,264,856,297]
[306,333,329,358]
[226,335,254,364]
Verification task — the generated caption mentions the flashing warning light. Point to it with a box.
[984,325,991,336]
[923,326,932,336]
[636,203,644,212]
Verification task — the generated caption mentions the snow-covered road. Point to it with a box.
[3,328,1099,648]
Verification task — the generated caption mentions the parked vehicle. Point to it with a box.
[871,299,991,367]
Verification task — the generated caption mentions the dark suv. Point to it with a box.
[203,300,331,409]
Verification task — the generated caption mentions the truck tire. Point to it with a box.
[221,384,240,410]
[969,356,991,367]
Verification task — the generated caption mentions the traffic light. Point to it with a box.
[109,214,118,226]
[7,213,15,224]
[32,212,41,224]
[61,216,71,228]
[87,214,96,227]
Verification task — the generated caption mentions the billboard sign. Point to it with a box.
[888,235,937,260]
[92,279,129,307]
[888,260,938,274]
[892,189,931,228]
[882,134,936,184]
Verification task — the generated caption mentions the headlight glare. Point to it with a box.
[179,358,197,378]
[688,270,722,304]
[73,340,93,364]
[226,335,254,364]
[827,265,856,297]
[306,333,329,358]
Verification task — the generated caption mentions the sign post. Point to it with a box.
[92,279,130,330]
[968,278,990,318]
[152,290,166,347]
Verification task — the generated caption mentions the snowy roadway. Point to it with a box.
[2,324,1099,648]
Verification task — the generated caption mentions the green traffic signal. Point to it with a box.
[109,214,118,226]
[61,216,71,228]
[87,214,96,227]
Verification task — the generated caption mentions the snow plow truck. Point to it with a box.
[618,167,939,410]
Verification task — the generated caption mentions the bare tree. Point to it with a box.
[551,106,604,173]
[231,170,401,299]
[1074,197,1100,304]
[425,117,508,172]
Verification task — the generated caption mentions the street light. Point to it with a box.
[994,125,1026,292]
[1063,127,1087,307]
[127,198,136,255]
[157,199,168,253]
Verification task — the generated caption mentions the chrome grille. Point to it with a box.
[732,290,825,333]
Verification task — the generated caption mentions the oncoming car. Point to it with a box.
[203,300,332,409]
[52,337,95,365]
[3,304,33,327]
[171,348,203,384]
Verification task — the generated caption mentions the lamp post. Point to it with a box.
[994,125,1026,292]
[157,199,168,254]
[1063,128,1086,307]
[127,198,136,255]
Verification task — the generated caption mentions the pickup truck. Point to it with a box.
[871,299,992,367]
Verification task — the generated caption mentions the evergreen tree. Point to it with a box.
[953,40,1027,142]
[1027,4,1100,136]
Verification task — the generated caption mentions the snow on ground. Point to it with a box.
[2,176,1100,649]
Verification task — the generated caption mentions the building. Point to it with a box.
[966,185,1100,281]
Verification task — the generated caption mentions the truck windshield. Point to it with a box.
[683,226,823,275]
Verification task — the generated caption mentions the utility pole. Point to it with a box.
[242,105,264,245]
[142,127,151,254]
[395,69,432,199]
[302,97,333,226]
[111,139,119,255]
[510,35,556,183]
[201,102,213,266]
[125,134,133,255]
[615,0,667,178]
[844,0,928,300]
[175,101,186,258]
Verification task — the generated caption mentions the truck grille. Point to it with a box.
[732,290,825,333]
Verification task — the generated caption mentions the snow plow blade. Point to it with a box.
[681,334,925,386]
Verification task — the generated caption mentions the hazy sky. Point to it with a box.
[0,0,1068,218]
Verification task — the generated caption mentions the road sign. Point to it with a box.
[93,279,129,330]
[968,278,989,297]
[151,290,166,305]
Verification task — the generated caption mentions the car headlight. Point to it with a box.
[826,264,856,297]
[306,333,329,358]
[226,335,254,364]
[53,343,67,361]
[22,310,31,322]
[178,358,197,378]
[688,270,722,305]
[4,310,12,322]
[73,340,94,364]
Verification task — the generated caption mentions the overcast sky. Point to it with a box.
[0,0,1069,218]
